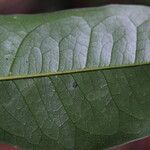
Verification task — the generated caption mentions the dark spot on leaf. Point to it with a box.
[73,81,78,88]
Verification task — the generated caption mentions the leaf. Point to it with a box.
[0,5,150,150]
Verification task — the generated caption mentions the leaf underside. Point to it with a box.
[0,5,150,150]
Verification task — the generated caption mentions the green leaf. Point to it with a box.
[0,5,150,150]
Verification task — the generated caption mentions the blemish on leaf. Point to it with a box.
[73,81,78,88]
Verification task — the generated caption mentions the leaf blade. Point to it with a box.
[0,5,150,79]
[0,5,150,150]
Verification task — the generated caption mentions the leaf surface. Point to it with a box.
[0,5,150,150]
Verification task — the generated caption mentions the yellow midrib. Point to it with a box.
[0,62,150,81]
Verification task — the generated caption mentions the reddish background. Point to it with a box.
[0,0,149,14]
[0,144,18,150]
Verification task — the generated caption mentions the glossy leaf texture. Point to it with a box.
[0,5,150,150]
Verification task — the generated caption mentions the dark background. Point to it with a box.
[0,0,150,150]
[0,0,150,14]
